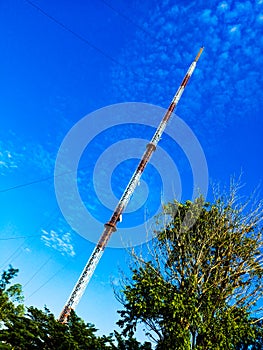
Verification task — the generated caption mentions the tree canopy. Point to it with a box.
[0,266,24,324]
[117,191,263,349]
[0,266,152,349]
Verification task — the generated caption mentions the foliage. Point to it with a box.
[0,266,24,323]
[0,267,151,349]
[235,320,263,349]
[117,189,263,349]
[111,330,152,350]
[0,305,114,349]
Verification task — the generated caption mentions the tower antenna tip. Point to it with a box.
[195,47,204,62]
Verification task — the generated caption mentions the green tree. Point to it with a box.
[117,189,263,349]
[236,320,263,349]
[111,330,152,349]
[66,310,114,349]
[1,306,114,349]
[0,268,149,349]
[0,266,24,323]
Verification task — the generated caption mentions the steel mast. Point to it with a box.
[59,47,204,323]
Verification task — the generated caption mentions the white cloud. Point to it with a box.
[30,144,55,175]
[228,25,241,42]
[0,148,18,174]
[201,9,218,25]
[111,276,121,287]
[110,0,263,151]
[0,130,56,180]
[41,229,75,257]
[229,25,239,33]
[24,247,31,253]
[217,1,229,11]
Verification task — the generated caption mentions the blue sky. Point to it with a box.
[0,0,263,340]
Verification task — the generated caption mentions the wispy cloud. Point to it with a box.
[111,276,121,287]
[0,147,18,174]
[111,0,263,149]
[41,229,75,257]
[0,131,55,180]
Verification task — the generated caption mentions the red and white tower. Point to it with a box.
[59,47,204,323]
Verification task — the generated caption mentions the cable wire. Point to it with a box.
[24,259,72,301]
[0,175,53,193]
[24,0,140,78]
[0,209,59,270]
[23,256,53,288]
[99,0,156,41]
[0,235,41,241]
